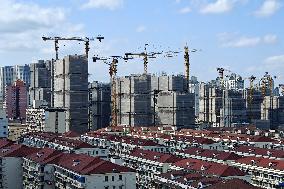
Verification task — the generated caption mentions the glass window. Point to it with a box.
[105,176,108,182]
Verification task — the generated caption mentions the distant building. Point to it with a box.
[0,108,8,138]
[188,76,199,117]
[26,107,66,133]
[199,82,247,127]
[223,73,244,91]
[0,65,30,102]
[4,80,28,120]
[261,96,284,129]
[29,60,52,107]
[53,55,88,133]
[116,74,195,128]
[88,81,111,130]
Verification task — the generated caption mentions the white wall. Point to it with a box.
[2,157,23,189]
[85,172,136,189]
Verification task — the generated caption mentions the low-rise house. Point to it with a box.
[121,148,181,188]
[22,132,109,158]
[176,147,241,164]
[232,156,284,189]
[23,148,62,189]
[54,153,136,189]
[0,143,37,189]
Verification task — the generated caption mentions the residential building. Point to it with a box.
[0,143,37,189]
[54,153,136,189]
[23,148,62,189]
[116,74,195,127]
[88,81,111,130]
[29,60,52,106]
[53,55,88,133]
[4,80,28,120]
[26,107,66,133]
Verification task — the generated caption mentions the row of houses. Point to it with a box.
[0,138,136,189]
[80,127,284,189]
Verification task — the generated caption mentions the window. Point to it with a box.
[113,186,116,189]
[112,176,114,181]
[119,186,123,189]
[119,175,122,180]
[104,187,109,189]
[105,176,108,182]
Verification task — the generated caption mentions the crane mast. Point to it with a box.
[93,55,128,127]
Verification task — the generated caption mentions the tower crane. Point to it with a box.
[246,75,256,123]
[125,44,162,74]
[93,55,129,127]
[162,45,200,90]
[42,36,104,60]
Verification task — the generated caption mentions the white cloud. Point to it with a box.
[254,0,282,17]
[265,55,284,65]
[263,34,277,44]
[136,25,147,33]
[0,0,85,54]
[179,7,192,14]
[81,0,123,10]
[218,32,278,48]
[200,0,235,14]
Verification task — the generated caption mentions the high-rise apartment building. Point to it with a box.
[4,80,28,120]
[29,60,51,106]
[53,55,88,133]
[0,65,30,102]
[88,81,111,130]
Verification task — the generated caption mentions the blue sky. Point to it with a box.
[0,0,283,85]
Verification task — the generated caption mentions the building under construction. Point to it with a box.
[261,96,284,129]
[53,55,88,133]
[199,75,247,127]
[115,74,195,128]
[88,81,111,130]
[29,60,52,106]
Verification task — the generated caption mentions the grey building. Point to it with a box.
[116,74,195,128]
[220,90,247,127]
[199,83,223,127]
[53,55,88,133]
[88,81,111,130]
[261,96,284,129]
[29,60,52,106]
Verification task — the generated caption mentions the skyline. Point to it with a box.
[0,0,283,85]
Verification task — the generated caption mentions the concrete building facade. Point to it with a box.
[88,81,111,130]
[29,60,51,107]
[53,55,88,133]
[116,74,195,128]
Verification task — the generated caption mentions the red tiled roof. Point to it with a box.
[25,148,63,164]
[234,145,284,158]
[62,131,80,138]
[0,144,38,158]
[206,178,261,189]
[55,153,133,175]
[174,158,245,177]
[182,147,241,161]
[0,139,14,149]
[130,149,182,163]
[237,156,284,170]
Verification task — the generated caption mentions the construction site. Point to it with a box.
[16,34,283,133]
